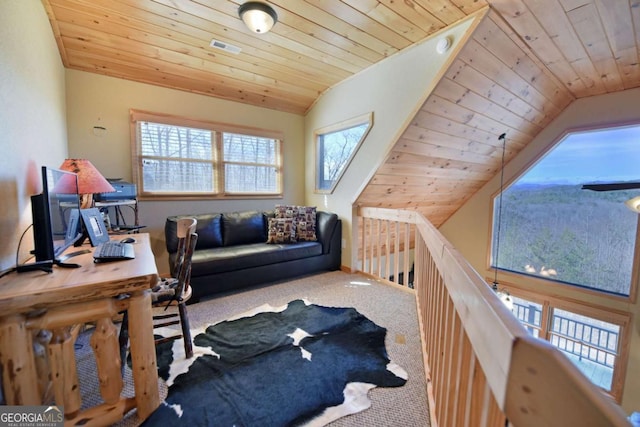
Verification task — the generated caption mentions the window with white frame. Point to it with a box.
[315,112,372,193]
[131,110,282,198]
[509,293,629,401]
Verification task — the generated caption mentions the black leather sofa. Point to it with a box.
[165,209,342,301]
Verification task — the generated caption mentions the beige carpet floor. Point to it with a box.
[76,270,430,426]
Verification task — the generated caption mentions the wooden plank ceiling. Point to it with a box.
[43,0,640,226]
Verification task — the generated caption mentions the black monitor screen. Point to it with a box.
[32,166,83,262]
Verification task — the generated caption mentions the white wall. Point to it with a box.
[304,15,477,269]
[0,0,68,272]
[65,70,305,273]
[440,87,640,413]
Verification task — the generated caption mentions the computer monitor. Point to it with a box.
[18,166,84,272]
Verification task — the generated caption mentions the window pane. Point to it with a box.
[492,125,640,296]
[223,133,276,164]
[510,296,542,338]
[549,308,618,391]
[225,164,277,193]
[222,132,279,193]
[142,159,213,192]
[317,121,369,192]
[139,122,212,160]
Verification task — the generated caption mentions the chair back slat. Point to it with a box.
[175,232,197,299]
[173,218,197,281]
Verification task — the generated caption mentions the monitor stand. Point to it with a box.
[57,249,91,267]
[16,249,91,273]
[16,260,54,273]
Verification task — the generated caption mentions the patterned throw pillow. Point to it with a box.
[266,217,297,244]
[274,205,317,242]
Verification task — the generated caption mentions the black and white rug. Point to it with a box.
[142,299,407,426]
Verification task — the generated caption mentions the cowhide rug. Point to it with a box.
[141,299,407,427]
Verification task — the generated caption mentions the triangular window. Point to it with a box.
[314,113,372,193]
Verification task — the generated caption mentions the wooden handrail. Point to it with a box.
[356,207,630,426]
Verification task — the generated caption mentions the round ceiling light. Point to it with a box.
[238,2,278,34]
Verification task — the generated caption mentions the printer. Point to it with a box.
[95,180,137,202]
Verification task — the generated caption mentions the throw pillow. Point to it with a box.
[266,217,297,244]
[274,205,318,242]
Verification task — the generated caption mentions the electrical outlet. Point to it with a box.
[341,238,346,248]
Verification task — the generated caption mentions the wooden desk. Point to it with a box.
[0,234,160,425]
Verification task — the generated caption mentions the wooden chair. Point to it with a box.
[119,218,198,365]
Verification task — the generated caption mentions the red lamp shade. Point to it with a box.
[51,172,79,194]
[59,159,115,194]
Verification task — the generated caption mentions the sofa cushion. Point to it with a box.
[166,213,223,253]
[195,213,223,249]
[267,217,296,244]
[222,211,266,246]
[191,242,323,276]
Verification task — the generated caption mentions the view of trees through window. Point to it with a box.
[135,118,281,196]
[223,133,279,193]
[139,122,214,193]
[492,124,640,296]
[315,113,372,193]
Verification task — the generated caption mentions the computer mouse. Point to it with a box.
[120,237,136,244]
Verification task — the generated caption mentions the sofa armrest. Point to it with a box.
[316,211,341,255]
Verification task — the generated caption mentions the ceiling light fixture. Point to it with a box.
[436,36,452,54]
[238,2,278,34]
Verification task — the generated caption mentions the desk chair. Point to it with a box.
[119,218,198,365]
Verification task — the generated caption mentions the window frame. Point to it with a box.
[314,112,373,194]
[130,109,283,200]
[493,281,631,402]
[487,122,640,303]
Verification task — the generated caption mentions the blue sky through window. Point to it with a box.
[518,124,640,185]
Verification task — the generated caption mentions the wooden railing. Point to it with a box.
[357,207,631,427]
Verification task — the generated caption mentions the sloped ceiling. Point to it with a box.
[355,8,576,226]
[43,0,640,226]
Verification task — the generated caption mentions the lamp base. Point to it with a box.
[80,193,94,209]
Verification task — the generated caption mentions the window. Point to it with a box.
[223,133,279,193]
[315,112,372,193]
[491,124,640,297]
[131,110,282,199]
[509,292,630,401]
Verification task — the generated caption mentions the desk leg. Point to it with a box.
[0,315,39,405]
[127,290,160,420]
[90,317,123,404]
[48,327,81,419]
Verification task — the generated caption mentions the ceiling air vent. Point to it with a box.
[210,39,241,54]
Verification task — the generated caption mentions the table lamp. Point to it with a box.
[59,159,115,208]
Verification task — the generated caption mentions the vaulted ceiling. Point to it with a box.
[43,0,640,226]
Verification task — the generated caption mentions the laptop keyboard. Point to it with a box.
[93,241,135,261]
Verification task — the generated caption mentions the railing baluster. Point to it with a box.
[404,222,411,287]
[394,221,400,285]
[355,207,630,427]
